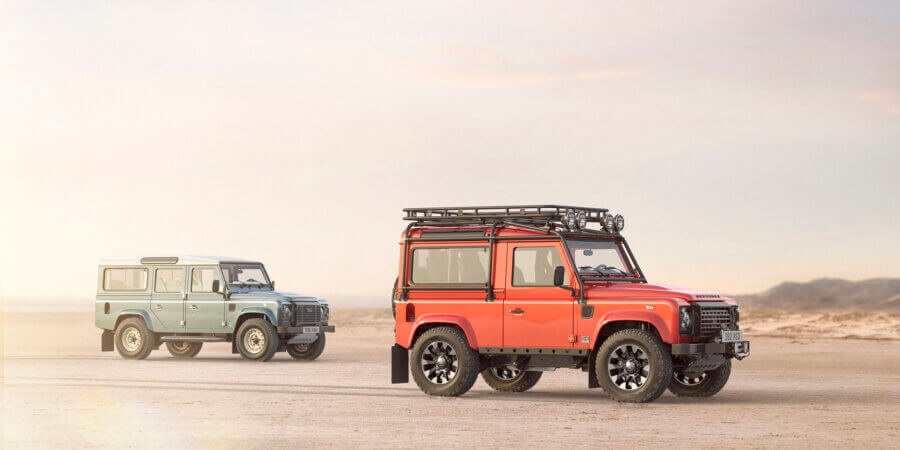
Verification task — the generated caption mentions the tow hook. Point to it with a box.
[733,341,750,360]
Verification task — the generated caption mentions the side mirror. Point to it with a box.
[270,280,275,290]
[211,279,220,293]
[553,266,566,286]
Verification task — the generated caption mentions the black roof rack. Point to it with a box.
[397,205,644,303]
[403,205,609,229]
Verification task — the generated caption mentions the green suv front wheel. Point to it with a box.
[287,334,326,360]
[235,318,279,361]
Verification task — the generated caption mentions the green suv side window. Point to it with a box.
[155,268,184,293]
[103,268,148,291]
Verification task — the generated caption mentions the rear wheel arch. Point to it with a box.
[114,312,152,332]
[409,321,476,350]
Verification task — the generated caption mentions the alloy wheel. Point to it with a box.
[607,344,650,390]
[673,371,707,386]
[490,365,522,380]
[420,340,458,384]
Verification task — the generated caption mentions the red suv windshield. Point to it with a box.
[567,240,632,277]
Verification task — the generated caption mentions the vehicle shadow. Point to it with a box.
[10,376,894,406]
[465,387,898,406]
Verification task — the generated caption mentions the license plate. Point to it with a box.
[302,326,320,334]
[721,330,742,342]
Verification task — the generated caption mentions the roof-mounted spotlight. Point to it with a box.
[565,209,577,229]
[603,214,615,232]
[577,211,587,229]
[614,214,625,231]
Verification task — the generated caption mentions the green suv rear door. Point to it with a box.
[151,266,186,332]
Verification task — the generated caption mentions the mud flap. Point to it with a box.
[101,330,114,352]
[391,344,409,384]
[232,339,238,354]
[588,351,600,389]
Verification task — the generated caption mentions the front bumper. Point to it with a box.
[277,324,335,334]
[672,340,750,359]
[278,325,335,345]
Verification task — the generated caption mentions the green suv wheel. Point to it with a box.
[166,341,203,358]
[114,317,154,360]
[236,318,279,361]
[287,334,326,360]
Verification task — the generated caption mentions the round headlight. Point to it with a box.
[614,214,624,231]
[565,209,577,229]
[603,214,615,232]
[577,211,587,229]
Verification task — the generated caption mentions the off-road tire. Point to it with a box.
[668,359,731,397]
[114,317,154,360]
[410,327,480,397]
[235,318,279,361]
[165,341,203,358]
[481,367,542,392]
[595,329,672,403]
[286,334,326,360]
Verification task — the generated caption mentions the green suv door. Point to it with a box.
[185,266,227,333]
[151,266,186,332]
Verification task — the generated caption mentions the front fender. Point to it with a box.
[399,313,478,350]
[238,307,278,326]
[592,309,677,344]
[116,309,155,332]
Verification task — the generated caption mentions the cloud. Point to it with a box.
[415,44,643,87]
[858,90,900,116]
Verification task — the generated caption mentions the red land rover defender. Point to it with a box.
[390,205,750,403]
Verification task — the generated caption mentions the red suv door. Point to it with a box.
[502,242,576,348]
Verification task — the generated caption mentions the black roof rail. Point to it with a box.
[403,205,610,230]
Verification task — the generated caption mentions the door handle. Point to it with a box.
[189,305,198,310]
[154,305,162,310]
[508,308,524,314]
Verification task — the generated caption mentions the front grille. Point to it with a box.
[294,304,322,325]
[699,307,733,336]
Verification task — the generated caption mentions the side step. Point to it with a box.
[159,336,228,343]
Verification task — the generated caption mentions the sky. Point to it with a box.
[1,1,898,309]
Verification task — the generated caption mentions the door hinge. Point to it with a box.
[568,335,576,343]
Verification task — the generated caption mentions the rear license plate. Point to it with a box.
[302,326,320,334]
[721,330,742,342]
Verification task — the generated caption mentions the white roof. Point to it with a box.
[99,256,262,266]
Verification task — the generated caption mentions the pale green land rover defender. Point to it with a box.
[96,256,334,361]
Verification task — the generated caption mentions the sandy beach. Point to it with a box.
[2,309,899,448]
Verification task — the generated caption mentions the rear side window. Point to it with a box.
[512,246,568,287]
[411,247,489,285]
[154,268,184,293]
[103,268,148,291]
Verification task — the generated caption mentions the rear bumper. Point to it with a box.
[672,340,750,358]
